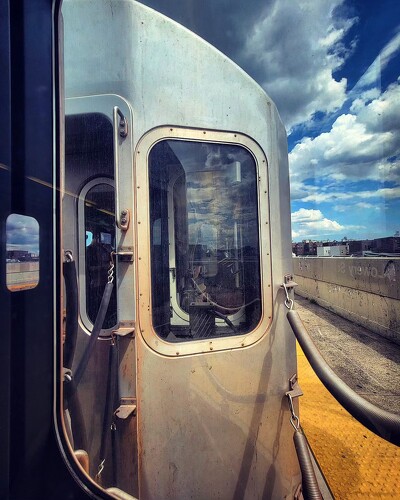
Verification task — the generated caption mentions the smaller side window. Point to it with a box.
[6,214,40,292]
[81,180,117,330]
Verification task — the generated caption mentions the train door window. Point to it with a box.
[148,138,262,342]
[5,214,39,291]
[78,178,117,331]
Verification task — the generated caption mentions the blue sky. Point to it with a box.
[139,0,400,242]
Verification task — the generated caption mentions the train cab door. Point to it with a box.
[133,127,299,499]
[63,95,138,494]
[60,3,299,498]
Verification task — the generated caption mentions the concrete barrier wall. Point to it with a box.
[293,257,400,345]
[6,262,39,290]
[7,262,39,273]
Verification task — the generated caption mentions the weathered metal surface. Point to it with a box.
[62,0,299,497]
[136,321,300,499]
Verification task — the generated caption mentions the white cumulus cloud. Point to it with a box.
[289,77,400,192]
[291,207,365,240]
[238,0,357,130]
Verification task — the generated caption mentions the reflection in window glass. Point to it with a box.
[6,214,40,291]
[84,183,117,329]
[85,230,93,247]
[149,140,261,341]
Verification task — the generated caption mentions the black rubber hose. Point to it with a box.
[73,281,114,388]
[99,340,118,483]
[287,309,400,446]
[293,429,322,500]
[63,258,79,370]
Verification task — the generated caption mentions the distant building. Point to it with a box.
[6,250,38,262]
[292,240,318,256]
[371,236,400,254]
[293,236,400,257]
[7,250,30,261]
[317,245,348,257]
[348,239,372,255]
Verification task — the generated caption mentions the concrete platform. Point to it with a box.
[295,296,400,498]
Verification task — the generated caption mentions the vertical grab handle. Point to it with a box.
[113,106,129,230]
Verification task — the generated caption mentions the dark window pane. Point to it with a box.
[149,140,261,341]
[85,183,117,329]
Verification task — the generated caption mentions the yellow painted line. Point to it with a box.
[297,344,400,499]
[7,283,38,292]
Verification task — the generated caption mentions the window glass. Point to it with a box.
[6,214,39,291]
[149,140,261,341]
[84,183,117,328]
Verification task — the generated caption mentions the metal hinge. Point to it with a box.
[116,246,134,262]
[286,374,303,430]
[114,397,137,419]
[116,107,128,138]
[112,320,135,337]
[281,274,298,310]
[286,374,303,399]
[283,273,298,289]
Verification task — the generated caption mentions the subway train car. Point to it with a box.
[4,1,398,499]
[60,1,300,498]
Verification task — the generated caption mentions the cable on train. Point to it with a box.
[287,308,400,447]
